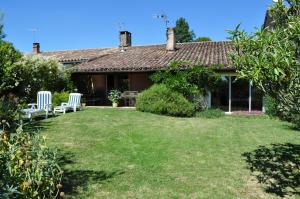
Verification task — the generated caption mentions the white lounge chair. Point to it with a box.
[20,91,52,122]
[54,93,82,114]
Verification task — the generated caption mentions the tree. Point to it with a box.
[7,55,73,102]
[174,17,195,43]
[228,0,300,128]
[0,41,23,96]
[194,37,212,42]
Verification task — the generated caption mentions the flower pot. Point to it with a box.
[112,102,118,108]
[81,103,86,108]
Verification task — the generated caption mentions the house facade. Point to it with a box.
[37,28,263,113]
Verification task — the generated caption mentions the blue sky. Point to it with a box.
[1,0,273,52]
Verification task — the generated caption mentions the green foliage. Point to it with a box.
[151,61,221,98]
[0,129,63,198]
[108,90,121,103]
[1,54,74,102]
[264,96,280,117]
[53,91,70,107]
[0,95,18,131]
[0,15,73,104]
[0,41,22,96]
[228,0,300,128]
[136,84,195,117]
[194,37,212,42]
[196,108,225,119]
[174,17,195,43]
[192,94,210,111]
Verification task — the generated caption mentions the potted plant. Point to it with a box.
[108,90,121,107]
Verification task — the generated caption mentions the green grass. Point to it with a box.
[35,108,300,199]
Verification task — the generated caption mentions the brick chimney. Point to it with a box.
[166,27,176,51]
[32,42,40,54]
[119,31,132,48]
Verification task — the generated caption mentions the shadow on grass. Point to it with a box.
[58,151,124,197]
[242,143,300,197]
[22,120,53,133]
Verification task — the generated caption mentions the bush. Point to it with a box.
[0,129,63,198]
[196,108,224,119]
[150,61,221,98]
[264,96,279,117]
[53,91,70,107]
[136,84,195,117]
[0,95,18,131]
[191,93,209,112]
[1,54,74,103]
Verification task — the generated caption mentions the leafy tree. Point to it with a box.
[0,41,23,96]
[8,55,73,102]
[228,0,300,128]
[0,17,73,103]
[174,17,195,43]
[194,37,212,42]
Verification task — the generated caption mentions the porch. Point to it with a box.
[72,72,264,113]
[72,72,153,106]
[210,75,264,114]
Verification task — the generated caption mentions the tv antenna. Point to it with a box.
[117,22,126,31]
[153,13,169,27]
[28,28,39,42]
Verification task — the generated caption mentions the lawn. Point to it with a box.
[33,108,300,199]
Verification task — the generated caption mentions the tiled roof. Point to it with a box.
[42,41,234,72]
[41,48,118,63]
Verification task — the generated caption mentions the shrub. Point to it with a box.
[191,93,210,112]
[53,91,70,107]
[0,129,63,198]
[264,96,279,117]
[136,84,195,117]
[0,95,18,131]
[1,54,74,102]
[263,96,300,129]
[196,108,225,119]
[150,61,221,98]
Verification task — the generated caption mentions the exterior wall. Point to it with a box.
[72,72,153,105]
[129,73,153,92]
[91,75,106,98]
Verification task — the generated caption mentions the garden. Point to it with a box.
[0,0,300,198]
[30,108,300,198]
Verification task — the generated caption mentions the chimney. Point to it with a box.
[166,27,176,51]
[32,42,40,54]
[119,31,132,48]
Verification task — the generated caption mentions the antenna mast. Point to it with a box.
[153,13,169,27]
[28,28,39,42]
[117,22,126,31]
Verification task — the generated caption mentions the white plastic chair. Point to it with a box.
[54,93,82,114]
[20,91,52,121]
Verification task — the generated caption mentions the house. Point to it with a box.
[37,28,263,113]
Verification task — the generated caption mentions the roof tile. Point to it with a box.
[42,41,234,72]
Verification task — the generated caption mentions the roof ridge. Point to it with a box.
[42,47,117,53]
[42,41,232,53]
[177,41,231,45]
